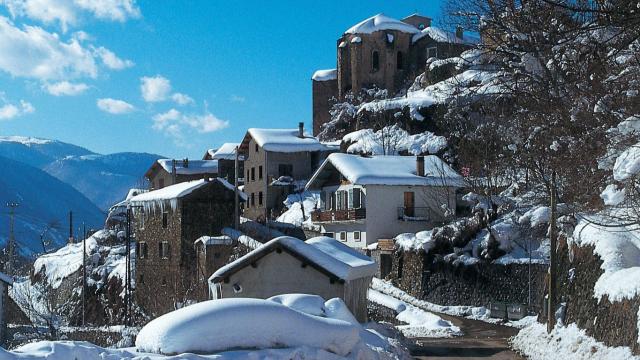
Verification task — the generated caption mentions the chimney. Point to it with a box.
[298,122,304,138]
[456,26,464,40]
[183,158,189,168]
[416,156,425,177]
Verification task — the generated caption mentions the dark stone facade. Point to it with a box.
[134,180,236,317]
[382,250,547,312]
[554,237,640,354]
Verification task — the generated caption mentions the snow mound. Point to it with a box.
[518,206,551,227]
[395,231,434,252]
[268,293,326,316]
[614,143,640,181]
[276,191,319,228]
[343,126,447,156]
[135,298,360,356]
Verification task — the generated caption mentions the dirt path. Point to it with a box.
[409,313,525,359]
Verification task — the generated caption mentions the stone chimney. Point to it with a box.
[456,26,464,40]
[298,122,304,138]
[416,156,425,177]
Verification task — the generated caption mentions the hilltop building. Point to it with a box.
[145,159,219,190]
[312,13,479,135]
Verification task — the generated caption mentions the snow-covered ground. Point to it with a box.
[342,125,447,156]
[511,322,640,360]
[276,191,319,228]
[1,295,411,359]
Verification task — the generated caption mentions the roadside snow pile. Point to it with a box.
[342,125,447,155]
[570,216,640,302]
[368,289,461,338]
[511,322,639,360]
[276,191,319,228]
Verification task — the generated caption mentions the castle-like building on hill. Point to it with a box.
[312,13,479,135]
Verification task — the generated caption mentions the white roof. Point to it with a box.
[345,14,420,35]
[211,236,376,282]
[307,153,465,188]
[0,271,12,284]
[210,143,242,161]
[194,235,234,246]
[130,178,245,204]
[247,128,327,153]
[157,159,218,175]
[312,69,337,82]
[412,26,480,45]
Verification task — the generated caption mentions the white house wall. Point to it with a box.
[319,222,368,248]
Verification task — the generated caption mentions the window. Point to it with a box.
[139,274,144,284]
[404,192,415,217]
[353,188,362,209]
[251,167,255,181]
[158,178,165,189]
[162,211,168,228]
[247,169,250,182]
[255,144,259,152]
[427,47,437,59]
[398,255,404,278]
[159,241,170,259]
[418,23,425,30]
[137,242,148,259]
[322,232,334,238]
[371,50,380,72]
[348,189,354,209]
[336,191,344,210]
[339,231,347,241]
[320,190,326,210]
[278,164,293,177]
[258,191,263,206]
[397,51,404,70]
[354,231,361,242]
[251,193,255,207]
[258,166,263,180]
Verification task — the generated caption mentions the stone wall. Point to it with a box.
[385,250,547,311]
[554,237,640,354]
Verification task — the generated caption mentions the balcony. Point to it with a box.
[311,208,366,223]
[397,207,430,221]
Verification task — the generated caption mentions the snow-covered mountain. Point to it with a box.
[0,136,163,210]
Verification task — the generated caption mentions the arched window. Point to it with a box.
[372,50,380,72]
[397,51,404,70]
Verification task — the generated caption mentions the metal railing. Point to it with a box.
[397,207,430,221]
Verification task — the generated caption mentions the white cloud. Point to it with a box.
[94,46,134,70]
[97,97,134,114]
[171,92,193,105]
[0,15,98,80]
[140,75,193,105]
[43,80,88,96]
[152,108,229,144]
[2,0,141,31]
[140,75,171,102]
[230,94,246,103]
[0,99,35,120]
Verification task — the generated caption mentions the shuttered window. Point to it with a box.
[159,241,170,259]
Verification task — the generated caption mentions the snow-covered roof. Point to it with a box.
[209,143,243,161]
[412,26,480,45]
[312,69,337,82]
[194,235,234,247]
[243,128,327,153]
[307,153,466,189]
[0,271,12,284]
[210,236,377,283]
[155,159,219,175]
[345,14,420,35]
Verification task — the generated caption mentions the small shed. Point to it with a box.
[209,236,377,322]
[0,271,13,346]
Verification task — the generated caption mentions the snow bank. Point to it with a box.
[268,293,327,316]
[368,289,461,338]
[345,14,419,35]
[135,298,360,355]
[571,216,640,302]
[511,322,639,360]
[312,69,337,81]
[342,126,447,156]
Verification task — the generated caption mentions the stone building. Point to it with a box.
[0,271,11,346]
[209,236,377,322]
[239,124,331,222]
[145,158,219,190]
[312,13,479,135]
[129,178,243,317]
[203,143,245,185]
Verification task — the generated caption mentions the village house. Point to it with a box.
[0,271,12,346]
[202,143,245,185]
[239,124,332,222]
[129,178,244,317]
[312,13,479,135]
[305,153,466,249]
[209,236,377,322]
[145,158,219,190]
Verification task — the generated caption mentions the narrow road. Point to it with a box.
[409,313,525,359]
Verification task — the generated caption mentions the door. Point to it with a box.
[403,192,415,217]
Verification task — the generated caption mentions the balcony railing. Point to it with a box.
[397,207,430,221]
[311,208,366,222]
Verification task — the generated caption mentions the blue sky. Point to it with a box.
[0,1,444,158]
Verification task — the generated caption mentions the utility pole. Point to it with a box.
[68,211,74,244]
[82,222,86,327]
[548,171,558,333]
[6,202,19,276]
[234,146,240,230]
